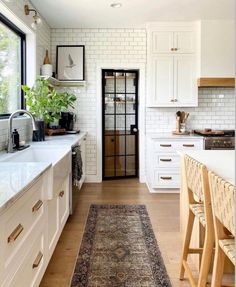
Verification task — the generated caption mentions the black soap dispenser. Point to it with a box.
[12,129,20,149]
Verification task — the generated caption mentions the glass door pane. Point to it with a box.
[103,70,138,179]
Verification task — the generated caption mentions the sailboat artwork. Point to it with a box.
[56,45,85,81]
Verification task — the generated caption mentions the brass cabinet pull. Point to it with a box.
[174,48,178,51]
[160,176,172,180]
[160,144,172,147]
[32,200,43,213]
[171,48,174,51]
[8,224,24,243]
[59,190,65,198]
[32,251,43,269]
[174,99,178,102]
[170,99,174,102]
[160,158,172,162]
[183,144,195,147]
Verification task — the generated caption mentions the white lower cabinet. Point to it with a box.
[0,171,71,287]
[146,136,203,192]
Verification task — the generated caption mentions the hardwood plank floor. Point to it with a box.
[40,179,192,287]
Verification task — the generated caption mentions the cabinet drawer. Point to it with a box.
[152,170,180,188]
[154,141,177,152]
[154,153,180,168]
[1,177,45,280]
[5,231,45,287]
[176,140,203,150]
[153,139,202,152]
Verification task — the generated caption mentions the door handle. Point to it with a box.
[133,128,138,132]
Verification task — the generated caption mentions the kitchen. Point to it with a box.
[0,0,235,286]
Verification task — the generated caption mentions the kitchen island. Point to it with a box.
[180,150,235,269]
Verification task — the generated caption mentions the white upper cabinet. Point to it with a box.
[174,55,197,106]
[152,31,195,54]
[152,31,173,53]
[174,31,195,54]
[149,56,174,106]
[147,22,199,107]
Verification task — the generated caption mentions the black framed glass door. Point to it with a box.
[102,69,139,179]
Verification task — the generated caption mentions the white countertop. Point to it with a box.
[34,132,87,146]
[147,132,203,139]
[181,150,235,185]
[0,162,51,214]
[0,132,87,214]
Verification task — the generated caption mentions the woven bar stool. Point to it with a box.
[180,155,214,287]
[208,171,235,287]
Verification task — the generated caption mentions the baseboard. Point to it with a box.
[85,174,102,183]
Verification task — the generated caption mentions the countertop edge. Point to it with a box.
[0,163,51,215]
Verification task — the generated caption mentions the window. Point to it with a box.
[0,13,26,117]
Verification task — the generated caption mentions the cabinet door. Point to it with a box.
[174,55,197,106]
[174,31,195,53]
[152,31,173,53]
[148,56,174,106]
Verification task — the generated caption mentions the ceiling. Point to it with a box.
[31,0,235,28]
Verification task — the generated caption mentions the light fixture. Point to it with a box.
[110,2,122,8]
[24,4,42,30]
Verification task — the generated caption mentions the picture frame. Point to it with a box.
[56,45,85,81]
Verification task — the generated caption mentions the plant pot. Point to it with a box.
[33,120,45,141]
[49,119,59,129]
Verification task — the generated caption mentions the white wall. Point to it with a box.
[51,28,147,180]
[200,20,235,77]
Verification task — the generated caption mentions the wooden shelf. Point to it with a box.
[197,78,235,87]
[42,76,86,87]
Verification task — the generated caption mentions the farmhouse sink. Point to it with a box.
[0,146,71,199]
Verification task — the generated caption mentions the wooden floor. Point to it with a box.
[40,179,193,287]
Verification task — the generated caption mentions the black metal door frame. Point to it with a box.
[102,69,139,180]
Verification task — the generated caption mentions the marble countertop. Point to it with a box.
[0,162,51,215]
[181,150,235,185]
[147,132,203,139]
[34,131,87,146]
[0,132,87,214]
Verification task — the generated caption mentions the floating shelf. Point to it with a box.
[197,77,235,88]
[41,76,86,87]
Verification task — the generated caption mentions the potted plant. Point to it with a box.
[22,77,76,141]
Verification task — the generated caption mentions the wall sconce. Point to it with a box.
[24,4,42,30]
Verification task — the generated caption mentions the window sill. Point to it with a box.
[0,115,31,128]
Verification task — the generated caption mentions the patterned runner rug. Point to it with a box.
[71,204,172,287]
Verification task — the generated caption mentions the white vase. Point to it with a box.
[41,64,53,77]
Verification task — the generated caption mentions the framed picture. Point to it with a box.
[56,45,85,81]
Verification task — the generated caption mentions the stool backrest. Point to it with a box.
[184,155,205,202]
[208,172,235,236]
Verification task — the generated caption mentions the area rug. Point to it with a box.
[71,204,172,287]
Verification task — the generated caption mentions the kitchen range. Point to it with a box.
[194,129,235,150]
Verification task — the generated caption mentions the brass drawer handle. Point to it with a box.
[183,144,195,147]
[160,158,172,162]
[160,144,172,147]
[160,176,172,180]
[8,224,24,243]
[32,251,43,269]
[32,200,43,213]
[171,48,174,51]
[59,190,65,198]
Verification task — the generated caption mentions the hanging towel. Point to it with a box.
[72,145,83,187]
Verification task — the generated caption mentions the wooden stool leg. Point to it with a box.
[180,210,195,280]
[211,244,226,287]
[197,230,214,287]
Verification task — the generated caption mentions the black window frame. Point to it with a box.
[0,13,26,119]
